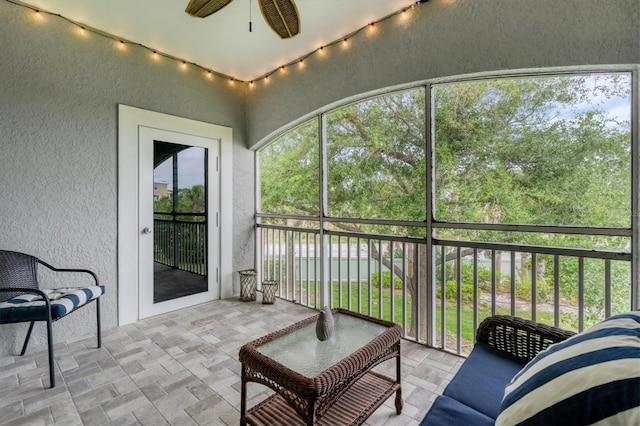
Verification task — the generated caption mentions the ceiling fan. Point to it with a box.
[185,0,300,39]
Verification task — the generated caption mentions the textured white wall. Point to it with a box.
[247,0,640,147]
[0,1,251,355]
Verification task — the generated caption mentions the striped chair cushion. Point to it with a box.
[0,286,105,322]
[496,312,640,426]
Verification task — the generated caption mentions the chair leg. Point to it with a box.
[20,322,35,356]
[96,298,102,348]
[46,316,55,388]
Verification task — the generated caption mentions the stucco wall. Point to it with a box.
[0,1,252,355]
[247,0,640,148]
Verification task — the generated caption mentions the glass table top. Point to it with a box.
[255,313,389,378]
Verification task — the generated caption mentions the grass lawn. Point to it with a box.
[297,281,575,351]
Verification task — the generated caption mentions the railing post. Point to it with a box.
[631,68,639,311]
[172,218,179,269]
[319,113,330,308]
[425,84,435,347]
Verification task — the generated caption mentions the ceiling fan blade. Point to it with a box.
[259,0,300,39]
[185,0,234,18]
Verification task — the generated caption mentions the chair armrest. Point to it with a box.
[476,315,575,363]
[37,260,100,287]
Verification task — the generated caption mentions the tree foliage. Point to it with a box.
[258,73,632,330]
[434,75,631,243]
[325,89,426,222]
[259,120,319,217]
[154,184,206,218]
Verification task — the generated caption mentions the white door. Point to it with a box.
[138,126,220,319]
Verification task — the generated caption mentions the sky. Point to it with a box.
[154,146,206,190]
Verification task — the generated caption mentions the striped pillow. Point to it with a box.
[496,312,640,426]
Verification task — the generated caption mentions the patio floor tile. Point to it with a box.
[0,298,462,425]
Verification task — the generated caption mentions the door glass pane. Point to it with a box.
[153,141,208,303]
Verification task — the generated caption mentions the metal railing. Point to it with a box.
[258,223,632,356]
[154,218,207,275]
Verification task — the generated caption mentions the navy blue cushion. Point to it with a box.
[420,395,494,426]
[0,286,105,322]
[443,342,526,419]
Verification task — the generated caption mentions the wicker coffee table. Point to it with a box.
[239,309,403,425]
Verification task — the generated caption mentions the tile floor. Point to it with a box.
[0,298,463,425]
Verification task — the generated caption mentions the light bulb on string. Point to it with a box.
[32,9,44,22]
[13,0,423,92]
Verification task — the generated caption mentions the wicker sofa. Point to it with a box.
[420,313,640,425]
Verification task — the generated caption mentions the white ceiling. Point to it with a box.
[19,0,418,81]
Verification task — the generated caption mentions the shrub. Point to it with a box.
[370,271,403,289]
[436,280,478,304]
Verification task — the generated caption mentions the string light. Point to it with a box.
[399,7,411,23]
[32,8,43,22]
[11,0,426,87]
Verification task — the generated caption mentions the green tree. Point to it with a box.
[259,120,319,217]
[154,184,207,270]
[154,184,206,217]
[259,74,632,335]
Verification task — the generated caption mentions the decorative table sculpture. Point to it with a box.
[315,306,334,341]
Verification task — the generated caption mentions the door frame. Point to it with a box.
[118,105,233,326]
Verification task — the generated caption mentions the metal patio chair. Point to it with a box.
[0,250,105,388]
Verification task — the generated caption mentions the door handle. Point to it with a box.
[142,227,152,234]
